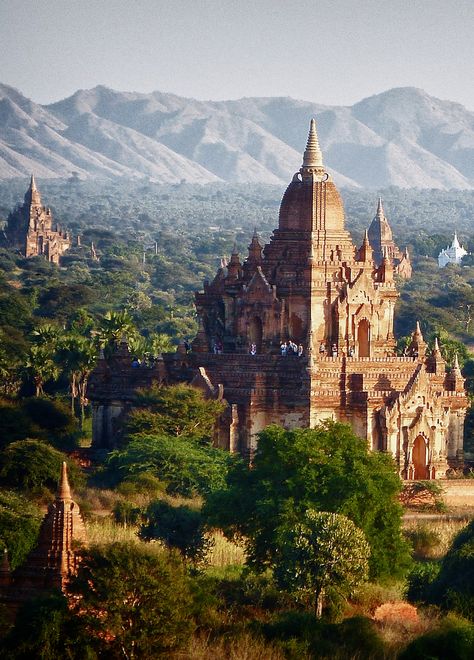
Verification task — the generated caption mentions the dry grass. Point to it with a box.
[181,633,286,660]
[403,519,468,559]
[86,516,142,546]
[206,531,246,567]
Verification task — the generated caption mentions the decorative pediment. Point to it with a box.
[241,267,276,303]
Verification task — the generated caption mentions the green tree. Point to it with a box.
[0,489,42,569]
[205,422,411,579]
[69,542,194,659]
[126,384,224,443]
[274,510,370,617]
[107,434,231,498]
[56,334,97,426]
[0,440,82,495]
[140,500,212,564]
[24,344,59,396]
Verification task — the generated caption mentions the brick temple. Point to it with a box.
[2,175,70,263]
[88,120,467,479]
[0,462,87,609]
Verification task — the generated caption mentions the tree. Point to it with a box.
[205,422,411,579]
[274,510,370,617]
[431,519,474,620]
[56,334,97,426]
[24,344,59,396]
[1,592,95,660]
[126,383,224,443]
[140,500,212,564]
[68,542,194,659]
[0,489,42,569]
[0,440,83,495]
[107,434,231,497]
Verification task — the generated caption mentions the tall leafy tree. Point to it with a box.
[274,510,370,617]
[205,422,411,579]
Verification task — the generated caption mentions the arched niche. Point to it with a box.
[249,316,263,351]
[413,434,429,480]
[358,318,370,357]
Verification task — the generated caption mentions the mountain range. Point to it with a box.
[1,83,473,189]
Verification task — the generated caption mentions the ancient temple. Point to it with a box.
[88,120,467,479]
[2,176,70,263]
[0,462,86,608]
[367,198,412,279]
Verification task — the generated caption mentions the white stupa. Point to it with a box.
[438,233,467,268]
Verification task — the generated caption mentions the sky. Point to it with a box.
[1,0,473,109]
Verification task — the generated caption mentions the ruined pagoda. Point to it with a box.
[88,120,467,480]
[2,175,70,263]
[0,462,87,608]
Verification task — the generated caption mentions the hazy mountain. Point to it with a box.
[1,83,473,188]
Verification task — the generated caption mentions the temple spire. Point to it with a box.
[302,118,323,169]
[376,197,384,218]
[57,461,72,501]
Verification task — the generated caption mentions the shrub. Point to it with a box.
[432,520,474,619]
[406,561,441,603]
[399,614,474,660]
[140,500,212,564]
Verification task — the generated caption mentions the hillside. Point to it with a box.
[0,84,473,188]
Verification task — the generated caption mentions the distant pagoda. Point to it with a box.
[2,175,70,263]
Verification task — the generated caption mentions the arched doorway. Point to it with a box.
[358,319,370,357]
[290,314,303,342]
[412,435,429,480]
[249,316,263,352]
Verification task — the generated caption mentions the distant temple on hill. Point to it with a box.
[2,176,70,263]
[438,233,468,268]
[0,463,86,610]
[88,120,467,480]
[367,198,412,279]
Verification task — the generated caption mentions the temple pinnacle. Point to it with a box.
[376,197,384,217]
[58,461,72,501]
[30,174,37,192]
[302,118,323,169]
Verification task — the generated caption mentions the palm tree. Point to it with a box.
[56,335,97,425]
[97,310,138,357]
[24,344,59,396]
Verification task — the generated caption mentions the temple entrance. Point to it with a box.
[249,316,263,351]
[413,434,429,479]
[290,313,303,342]
[358,319,370,357]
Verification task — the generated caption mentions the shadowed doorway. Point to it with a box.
[249,316,263,352]
[358,319,370,357]
[413,434,429,480]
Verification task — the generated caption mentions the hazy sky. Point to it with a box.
[1,0,473,109]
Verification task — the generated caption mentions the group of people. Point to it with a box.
[280,341,304,357]
[319,343,356,358]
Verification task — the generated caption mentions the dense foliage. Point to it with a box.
[68,542,194,658]
[205,422,411,579]
[0,489,42,569]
